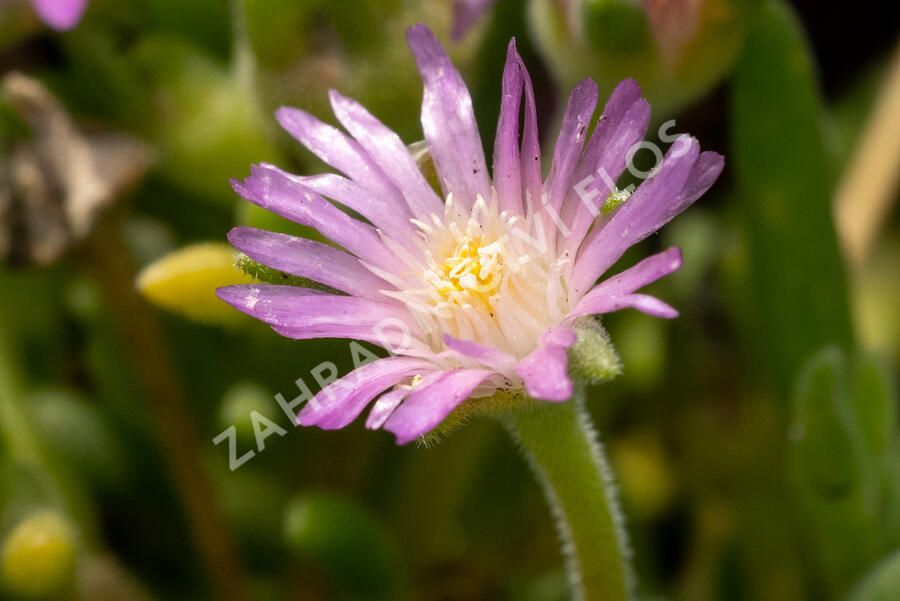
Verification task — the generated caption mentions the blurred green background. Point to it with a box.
[0,0,898,599]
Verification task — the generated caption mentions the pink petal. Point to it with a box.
[288,172,417,243]
[563,86,651,257]
[568,247,683,319]
[570,136,700,296]
[383,369,493,444]
[519,49,542,216]
[274,106,408,213]
[328,89,444,219]
[232,164,401,272]
[544,78,598,216]
[407,24,491,210]
[493,39,525,215]
[442,333,517,372]
[298,357,435,430]
[648,150,724,233]
[365,388,410,430]
[218,284,431,354]
[575,79,643,183]
[515,326,577,402]
[227,226,392,299]
[215,284,412,333]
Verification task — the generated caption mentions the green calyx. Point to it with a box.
[422,388,534,446]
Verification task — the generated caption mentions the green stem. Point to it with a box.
[0,285,96,539]
[505,389,633,601]
[0,316,41,464]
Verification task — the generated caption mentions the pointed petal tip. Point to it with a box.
[248,162,268,178]
[296,411,315,427]
[392,433,415,446]
[406,22,432,39]
[226,226,251,247]
[617,77,643,96]
[407,22,451,67]
[575,77,599,93]
[664,246,684,270]
[229,178,247,194]
[701,150,726,174]
[273,105,308,133]
[273,105,293,121]
[327,89,354,114]
[214,285,243,307]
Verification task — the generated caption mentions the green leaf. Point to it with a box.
[730,0,854,392]
[850,354,897,471]
[788,346,881,593]
[848,549,900,601]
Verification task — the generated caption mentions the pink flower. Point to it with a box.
[29,0,87,30]
[218,24,723,444]
[451,0,499,40]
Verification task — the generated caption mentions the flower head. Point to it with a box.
[29,0,87,31]
[451,0,499,40]
[218,24,723,444]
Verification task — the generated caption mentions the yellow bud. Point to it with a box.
[1,511,77,597]
[137,243,255,325]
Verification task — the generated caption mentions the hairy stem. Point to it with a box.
[505,390,633,601]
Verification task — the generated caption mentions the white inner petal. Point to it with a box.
[382,190,572,361]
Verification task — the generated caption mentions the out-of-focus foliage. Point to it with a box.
[731,1,853,392]
[284,491,407,598]
[788,346,898,595]
[529,0,761,115]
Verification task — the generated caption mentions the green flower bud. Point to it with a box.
[581,0,652,57]
[569,318,623,384]
[529,0,761,115]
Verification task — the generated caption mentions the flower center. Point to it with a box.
[382,194,571,360]
[426,234,505,306]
